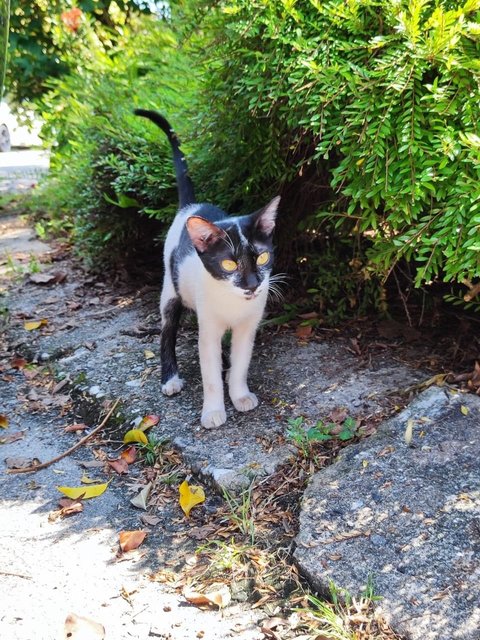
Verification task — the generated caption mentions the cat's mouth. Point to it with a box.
[244,291,260,300]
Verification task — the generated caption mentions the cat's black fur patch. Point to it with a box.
[160,297,183,384]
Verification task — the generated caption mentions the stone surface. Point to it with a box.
[295,386,480,640]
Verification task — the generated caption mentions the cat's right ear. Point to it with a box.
[186,216,226,253]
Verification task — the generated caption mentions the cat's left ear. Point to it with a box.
[254,196,280,236]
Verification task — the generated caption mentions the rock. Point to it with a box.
[294,386,480,640]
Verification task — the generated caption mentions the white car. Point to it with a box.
[0,101,42,151]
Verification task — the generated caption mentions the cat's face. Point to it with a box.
[186,197,279,300]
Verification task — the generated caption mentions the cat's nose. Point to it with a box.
[245,285,258,295]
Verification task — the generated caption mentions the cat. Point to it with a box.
[135,109,280,429]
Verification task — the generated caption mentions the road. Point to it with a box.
[0,148,49,194]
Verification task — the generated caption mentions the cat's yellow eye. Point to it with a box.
[221,259,238,272]
[256,251,270,266]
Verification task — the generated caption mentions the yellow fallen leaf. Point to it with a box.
[144,350,155,360]
[460,405,469,416]
[179,479,205,517]
[24,319,48,331]
[124,427,147,443]
[57,481,110,500]
[123,429,148,444]
[404,419,414,445]
[80,474,98,484]
[0,415,9,429]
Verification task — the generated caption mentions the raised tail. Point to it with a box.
[134,109,195,209]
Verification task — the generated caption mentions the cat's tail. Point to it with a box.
[134,109,195,209]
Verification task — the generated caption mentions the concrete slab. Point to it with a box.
[295,386,480,640]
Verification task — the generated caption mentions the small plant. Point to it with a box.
[222,483,256,545]
[286,415,359,458]
[139,434,168,466]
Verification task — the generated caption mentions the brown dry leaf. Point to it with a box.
[64,613,105,640]
[328,407,348,424]
[0,414,9,429]
[140,514,161,526]
[108,458,129,475]
[183,584,231,609]
[64,423,89,433]
[296,324,313,340]
[79,459,105,469]
[187,524,218,541]
[29,272,56,285]
[0,430,25,444]
[5,456,40,469]
[144,350,155,360]
[121,446,137,464]
[10,357,28,370]
[119,530,147,552]
[48,498,84,521]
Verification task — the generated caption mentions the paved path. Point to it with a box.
[0,149,49,194]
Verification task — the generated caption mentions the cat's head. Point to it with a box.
[186,196,280,300]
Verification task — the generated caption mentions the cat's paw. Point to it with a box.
[232,392,258,412]
[162,375,184,396]
[201,408,227,429]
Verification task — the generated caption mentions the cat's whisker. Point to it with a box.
[220,233,236,255]
[267,282,285,304]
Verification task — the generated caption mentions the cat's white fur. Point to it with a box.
[161,205,270,429]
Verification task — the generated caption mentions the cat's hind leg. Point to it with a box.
[160,297,184,396]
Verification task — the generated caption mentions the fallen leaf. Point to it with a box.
[80,474,98,484]
[183,584,231,609]
[5,457,39,469]
[10,357,28,369]
[48,498,84,521]
[121,446,137,464]
[140,514,161,526]
[296,324,313,339]
[460,405,469,416]
[24,319,48,331]
[64,423,89,433]
[138,414,160,432]
[179,479,205,517]
[29,272,56,285]
[57,481,110,500]
[130,482,152,510]
[108,458,129,475]
[79,460,105,469]
[187,524,218,541]
[405,419,414,445]
[64,613,105,640]
[0,431,25,444]
[144,350,155,360]
[123,429,148,445]
[0,415,9,429]
[119,530,147,552]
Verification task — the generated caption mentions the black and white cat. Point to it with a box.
[135,109,280,429]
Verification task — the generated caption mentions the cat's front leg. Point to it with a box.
[228,320,259,413]
[160,296,184,396]
[198,322,226,428]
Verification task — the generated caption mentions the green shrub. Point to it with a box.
[178,0,480,305]
[32,13,195,264]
